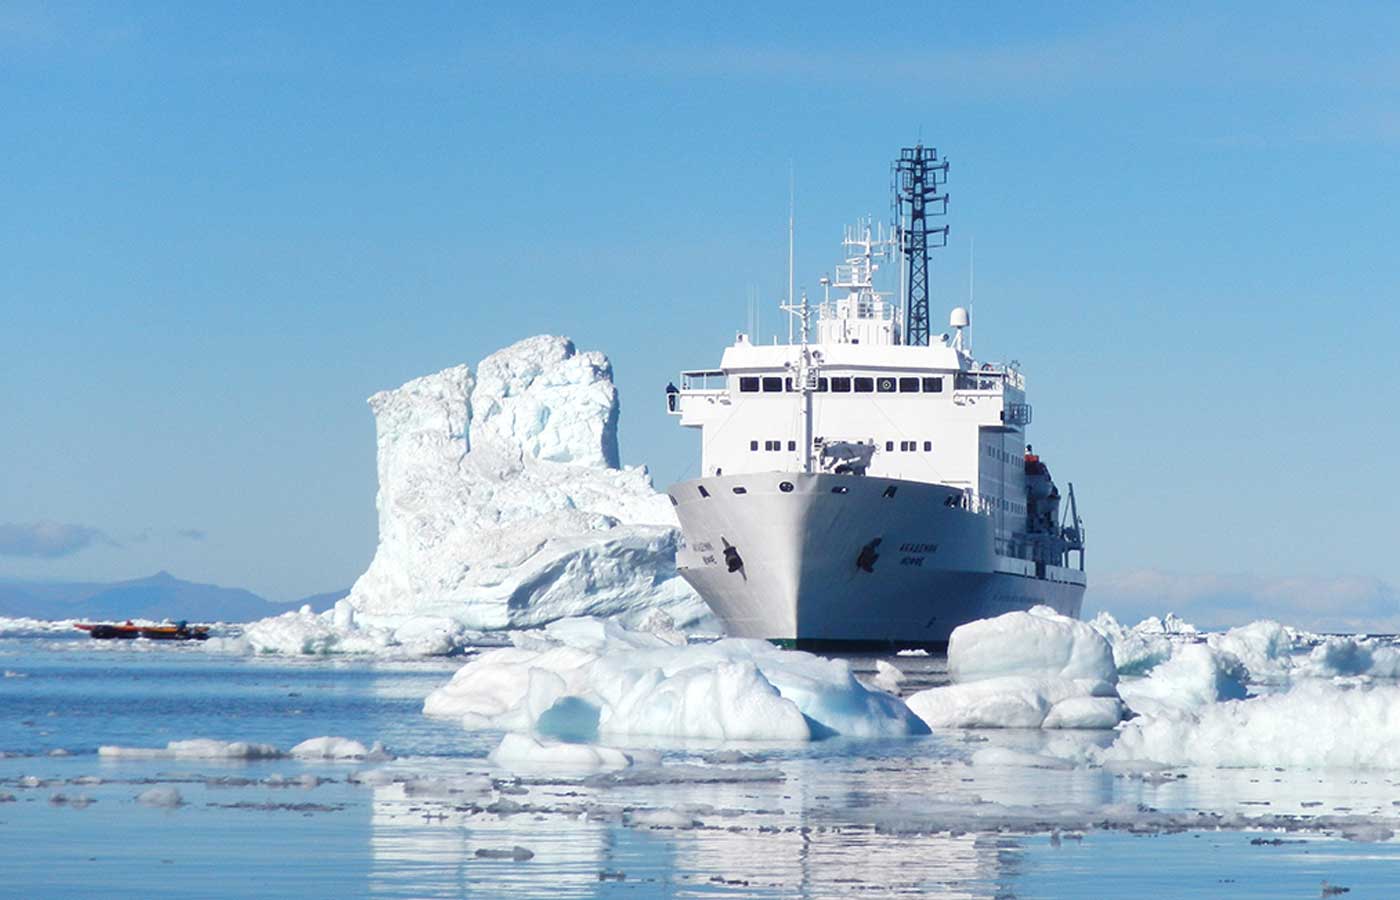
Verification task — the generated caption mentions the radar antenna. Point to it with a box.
[893,145,949,346]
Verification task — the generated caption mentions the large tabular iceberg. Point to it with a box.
[317,336,711,649]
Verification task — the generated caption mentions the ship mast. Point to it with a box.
[894,145,950,346]
[780,289,817,474]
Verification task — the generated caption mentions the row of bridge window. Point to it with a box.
[738,375,944,394]
[748,439,933,452]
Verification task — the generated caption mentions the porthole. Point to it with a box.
[698,485,710,498]
[778,481,795,493]
[732,486,748,495]
[831,485,849,494]
[668,494,678,506]
[882,486,898,499]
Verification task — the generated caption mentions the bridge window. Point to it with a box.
[924,441,932,451]
[816,377,829,392]
[761,376,783,392]
[787,440,796,451]
[750,440,758,451]
[739,377,759,392]
[876,377,896,393]
[854,377,874,393]
[922,376,943,393]
[784,377,793,391]
[899,377,919,392]
[830,377,851,393]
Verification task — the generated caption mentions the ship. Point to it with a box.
[664,147,1085,649]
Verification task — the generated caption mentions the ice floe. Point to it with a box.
[488,733,633,772]
[1103,680,1400,770]
[906,606,1125,730]
[424,616,926,742]
[136,787,185,808]
[1116,643,1248,716]
[98,736,381,761]
[100,739,285,760]
[290,736,392,761]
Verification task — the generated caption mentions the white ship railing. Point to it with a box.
[680,370,727,390]
[955,366,1025,392]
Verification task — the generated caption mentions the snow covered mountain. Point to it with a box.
[343,335,709,634]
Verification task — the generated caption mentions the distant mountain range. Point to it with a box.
[0,571,348,623]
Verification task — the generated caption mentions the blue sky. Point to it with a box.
[3,2,1398,626]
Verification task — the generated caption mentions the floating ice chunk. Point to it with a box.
[1297,636,1400,679]
[100,739,285,760]
[425,617,926,742]
[869,660,905,695]
[950,606,1117,685]
[1117,644,1248,716]
[290,736,392,760]
[488,733,632,772]
[906,607,1124,730]
[970,747,1077,769]
[136,787,184,808]
[1104,681,1400,769]
[1087,611,1180,675]
[0,617,79,637]
[907,676,1121,730]
[1206,620,1302,685]
[626,808,700,828]
[399,774,495,797]
[1041,696,1127,730]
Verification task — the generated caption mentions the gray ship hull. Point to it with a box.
[670,472,1085,648]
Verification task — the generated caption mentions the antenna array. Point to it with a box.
[893,145,949,347]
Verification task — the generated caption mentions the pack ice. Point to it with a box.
[423,617,928,742]
[905,606,1126,729]
[240,336,711,654]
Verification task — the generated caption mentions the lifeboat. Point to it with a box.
[74,621,210,641]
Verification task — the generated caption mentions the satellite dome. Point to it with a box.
[950,307,970,328]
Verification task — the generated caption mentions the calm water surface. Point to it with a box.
[3,634,1399,899]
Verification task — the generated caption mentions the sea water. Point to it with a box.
[4,633,1400,898]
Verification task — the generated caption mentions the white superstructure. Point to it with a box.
[665,214,1085,647]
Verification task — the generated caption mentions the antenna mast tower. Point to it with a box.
[893,145,949,346]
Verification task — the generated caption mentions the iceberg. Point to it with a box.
[423,616,927,742]
[906,606,1125,730]
[347,335,708,634]
[232,336,711,655]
